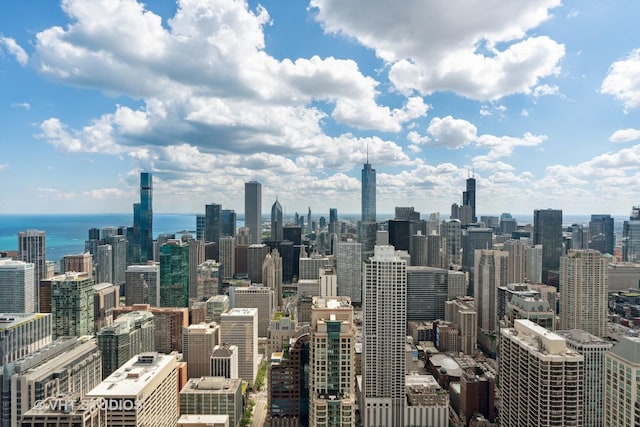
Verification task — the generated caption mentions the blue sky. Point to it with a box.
[1,0,640,217]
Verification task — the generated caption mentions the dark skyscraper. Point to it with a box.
[245,181,262,244]
[463,176,476,224]
[329,208,338,234]
[205,203,222,244]
[534,209,563,285]
[360,161,376,261]
[589,214,615,255]
[271,199,283,241]
[133,172,153,263]
[221,209,237,237]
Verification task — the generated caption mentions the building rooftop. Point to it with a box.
[0,313,49,330]
[610,336,640,364]
[180,376,242,393]
[312,296,352,309]
[177,414,230,425]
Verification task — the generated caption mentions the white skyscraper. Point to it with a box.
[220,308,259,385]
[604,336,640,427]
[363,245,406,426]
[337,240,362,304]
[0,259,35,313]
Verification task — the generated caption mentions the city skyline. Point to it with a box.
[2,1,640,215]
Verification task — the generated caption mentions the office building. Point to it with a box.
[97,310,154,378]
[461,228,492,271]
[197,260,222,298]
[504,239,527,284]
[220,308,259,385]
[93,282,119,332]
[62,252,92,277]
[271,199,283,241]
[444,297,477,355]
[205,203,222,248]
[319,265,337,297]
[623,206,640,262]
[247,244,268,283]
[475,250,508,354]
[268,333,310,426]
[132,172,153,263]
[329,208,338,234]
[96,244,112,284]
[447,270,467,299]
[526,243,543,283]
[18,229,46,285]
[125,263,160,307]
[179,377,243,427]
[604,336,640,427]
[533,209,563,284]
[299,255,331,281]
[363,246,406,426]
[309,297,356,427]
[262,250,283,310]
[0,313,51,368]
[360,161,377,261]
[221,209,236,237]
[556,329,612,427]
[410,232,427,266]
[0,260,35,314]
[188,238,206,301]
[442,219,462,267]
[206,295,230,323]
[183,322,220,379]
[589,214,614,255]
[233,286,273,338]
[20,393,106,427]
[406,267,448,322]
[336,241,362,305]
[108,234,127,285]
[463,176,477,224]
[86,353,178,427]
[245,181,262,245]
[560,249,608,337]
[3,336,102,427]
[219,236,235,280]
[113,304,189,354]
[159,240,190,307]
[607,262,640,291]
[51,272,94,339]
[211,343,238,379]
[499,319,583,427]
[426,233,445,269]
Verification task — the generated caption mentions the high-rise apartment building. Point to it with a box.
[108,234,127,285]
[623,206,640,262]
[444,297,477,355]
[220,308,258,385]
[245,181,262,245]
[533,208,563,284]
[0,313,52,367]
[96,244,112,284]
[474,250,508,334]
[560,249,608,337]
[20,394,106,427]
[363,245,406,426]
[113,304,189,353]
[183,322,220,379]
[62,252,92,277]
[51,272,94,339]
[125,263,160,306]
[556,329,612,427]
[525,243,543,283]
[97,310,155,378]
[188,237,205,301]
[271,199,283,241]
[499,319,583,427]
[604,336,640,427]
[442,219,462,267]
[159,240,190,307]
[0,260,35,313]
[360,161,377,261]
[132,172,153,263]
[309,296,356,427]
[86,353,178,427]
[219,236,236,280]
[426,233,445,269]
[18,229,46,284]
[589,214,615,255]
[93,282,119,332]
[337,241,362,305]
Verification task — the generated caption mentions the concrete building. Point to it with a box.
[607,262,640,291]
[442,220,462,267]
[3,336,102,427]
[96,244,112,285]
[604,336,640,427]
[183,322,220,379]
[220,308,259,385]
[219,236,236,280]
[125,263,160,307]
[97,310,155,379]
[447,270,467,299]
[112,304,189,353]
[18,230,47,285]
[499,319,583,427]
[309,297,356,427]
[233,286,273,338]
[51,272,94,339]
[556,329,612,427]
[177,414,229,427]
[211,344,239,379]
[319,265,337,297]
[244,181,262,245]
[20,393,106,427]
[426,233,445,269]
[247,244,269,284]
[0,260,35,313]
[62,252,92,277]
[336,241,362,304]
[0,313,51,368]
[93,282,119,332]
[474,250,508,353]
[86,353,178,427]
[206,295,230,323]
[188,238,206,301]
[560,250,608,337]
[179,376,243,427]
[262,251,283,309]
[404,375,449,427]
[363,246,406,426]
[406,267,448,322]
[444,297,477,355]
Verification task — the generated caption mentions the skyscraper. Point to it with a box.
[245,181,262,245]
[329,208,338,234]
[337,241,362,305]
[51,272,95,339]
[182,322,220,379]
[588,214,614,255]
[133,172,153,263]
[560,249,608,337]
[623,206,640,262]
[271,199,283,241]
[406,266,448,321]
[499,319,583,427]
[533,208,563,284]
[221,209,237,237]
[442,219,462,267]
[18,229,46,289]
[604,336,640,427]
[363,245,406,426]
[159,240,190,307]
[309,296,356,426]
[220,308,259,385]
[0,259,35,313]
[204,203,222,245]
[360,161,377,261]
[462,176,476,224]
[474,249,508,353]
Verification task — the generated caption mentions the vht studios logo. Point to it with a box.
[33,398,144,412]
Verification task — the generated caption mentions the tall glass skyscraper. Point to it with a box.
[271,199,283,241]
[533,208,563,285]
[462,176,476,223]
[623,206,640,262]
[589,214,614,255]
[360,162,376,261]
[205,203,222,244]
[244,181,262,244]
[133,172,153,263]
